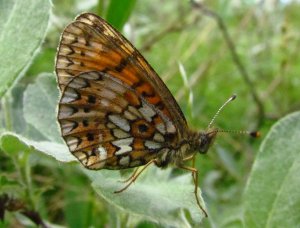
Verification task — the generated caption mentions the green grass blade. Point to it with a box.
[105,0,137,30]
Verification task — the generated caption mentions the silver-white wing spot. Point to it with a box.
[124,110,137,121]
[113,129,131,139]
[59,106,76,118]
[166,120,176,133]
[108,114,130,131]
[96,147,107,168]
[60,120,77,134]
[74,151,86,161]
[66,136,79,151]
[128,106,142,118]
[61,88,80,103]
[139,101,156,122]
[98,88,118,100]
[68,77,88,89]
[153,133,164,142]
[112,138,134,155]
[156,123,166,134]
[145,140,162,150]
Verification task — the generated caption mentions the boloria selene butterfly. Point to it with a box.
[55,13,258,217]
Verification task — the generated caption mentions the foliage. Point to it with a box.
[1,0,300,227]
[244,112,300,227]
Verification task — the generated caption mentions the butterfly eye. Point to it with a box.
[198,131,217,154]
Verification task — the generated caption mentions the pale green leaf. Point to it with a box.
[0,0,51,96]
[23,73,62,143]
[0,132,75,163]
[0,130,207,226]
[244,111,300,227]
[85,166,206,226]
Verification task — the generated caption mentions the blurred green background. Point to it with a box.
[1,0,300,227]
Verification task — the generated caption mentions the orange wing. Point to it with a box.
[55,13,187,137]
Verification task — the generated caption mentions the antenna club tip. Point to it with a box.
[231,94,237,100]
[250,131,261,138]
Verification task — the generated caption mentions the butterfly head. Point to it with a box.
[198,129,218,154]
[196,94,236,154]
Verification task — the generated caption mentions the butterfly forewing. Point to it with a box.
[56,13,187,138]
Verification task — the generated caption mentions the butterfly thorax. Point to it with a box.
[155,129,217,168]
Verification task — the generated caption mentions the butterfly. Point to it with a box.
[55,13,243,217]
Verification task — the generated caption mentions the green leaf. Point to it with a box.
[23,73,62,143]
[0,175,24,197]
[0,132,75,163]
[85,167,206,226]
[1,131,206,226]
[105,0,137,30]
[216,205,244,228]
[244,111,300,227]
[0,0,51,97]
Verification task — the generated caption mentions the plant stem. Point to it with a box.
[191,1,265,128]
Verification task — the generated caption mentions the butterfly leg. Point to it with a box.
[114,159,157,194]
[118,168,140,183]
[191,156,197,185]
[182,155,197,185]
[179,165,208,217]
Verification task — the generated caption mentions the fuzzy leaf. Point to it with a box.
[0,132,75,163]
[244,111,300,227]
[0,0,51,96]
[23,73,62,143]
[0,131,207,226]
[86,167,206,226]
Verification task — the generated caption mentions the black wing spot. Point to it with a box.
[138,124,148,133]
[83,107,90,113]
[86,133,94,141]
[82,119,89,127]
[87,95,96,104]
[115,58,128,72]
[156,101,165,110]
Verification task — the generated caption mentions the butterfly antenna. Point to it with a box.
[207,94,260,138]
[214,129,260,138]
[207,94,237,130]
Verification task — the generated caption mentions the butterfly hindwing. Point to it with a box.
[58,71,178,169]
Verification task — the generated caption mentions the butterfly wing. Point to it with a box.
[56,13,187,136]
[58,71,178,169]
[56,13,191,169]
